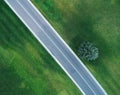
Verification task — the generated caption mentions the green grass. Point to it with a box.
[0,1,82,95]
[31,0,120,95]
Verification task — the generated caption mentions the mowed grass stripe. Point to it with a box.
[0,1,57,93]
[31,0,120,95]
[0,1,82,95]
[1,7,26,41]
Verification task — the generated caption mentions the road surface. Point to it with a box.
[4,0,107,95]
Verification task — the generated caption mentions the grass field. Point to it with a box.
[0,1,82,95]
[31,0,120,95]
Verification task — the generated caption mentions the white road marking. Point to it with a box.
[16,0,96,94]
[4,0,108,95]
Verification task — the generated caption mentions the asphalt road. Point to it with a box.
[5,0,107,95]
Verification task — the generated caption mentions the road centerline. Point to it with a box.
[4,0,108,95]
[16,1,96,94]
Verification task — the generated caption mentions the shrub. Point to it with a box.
[79,41,99,61]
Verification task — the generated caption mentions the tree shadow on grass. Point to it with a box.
[63,5,120,94]
[65,12,112,58]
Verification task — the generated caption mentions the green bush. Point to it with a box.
[79,41,99,61]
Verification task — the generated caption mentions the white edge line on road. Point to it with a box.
[28,0,107,94]
[4,0,107,94]
[17,1,96,94]
[4,0,86,94]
